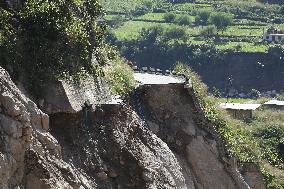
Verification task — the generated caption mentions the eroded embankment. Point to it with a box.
[49,104,188,189]
[0,66,266,189]
[132,83,266,189]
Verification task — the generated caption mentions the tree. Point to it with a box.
[108,15,125,28]
[212,87,221,98]
[195,10,211,25]
[200,25,217,38]
[0,0,105,95]
[140,25,164,42]
[177,15,192,26]
[249,89,260,99]
[132,1,153,16]
[164,12,176,23]
[209,12,233,32]
[163,27,188,40]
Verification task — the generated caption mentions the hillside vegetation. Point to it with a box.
[175,64,284,188]
[0,0,134,96]
[104,0,284,93]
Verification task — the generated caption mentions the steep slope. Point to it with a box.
[0,67,97,188]
[0,67,188,188]
[132,83,256,189]
[49,104,188,188]
[0,65,267,188]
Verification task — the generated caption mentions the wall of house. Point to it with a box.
[263,34,284,42]
[263,104,284,110]
[227,109,252,120]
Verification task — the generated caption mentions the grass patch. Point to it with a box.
[221,25,264,36]
[217,98,253,104]
[174,63,284,188]
[104,57,135,95]
[215,42,269,53]
[136,13,167,21]
[172,3,213,13]
[113,20,191,40]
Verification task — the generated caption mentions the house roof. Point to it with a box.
[134,73,185,85]
[219,103,261,110]
[266,34,284,36]
[264,100,284,106]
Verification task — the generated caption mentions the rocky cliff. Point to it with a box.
[0,66,266,189]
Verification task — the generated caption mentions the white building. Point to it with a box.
[219,103,262,120]
[264,100,284,110]
[263,27,284,42]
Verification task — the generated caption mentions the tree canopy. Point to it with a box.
[209,12,233,32]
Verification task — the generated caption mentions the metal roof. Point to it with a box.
[219,103,262,110]
[264,100,284,106]
[266,34,284,36]
[134,73,185,85]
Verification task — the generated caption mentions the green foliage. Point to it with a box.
[280,6,284,14]
[200,25,217,38]
[105,56,135,95]
[176,15,192,26]
[140,25,164,42]
[212,87,221,98]
[0,8,20,78]
[174,63,284,188]
[101,0,166,14]
[0,0,108,97]
[164,27,188,40]
[195,10,211,25]
[164,12,176,22]
[107,15,126,28]
[249,89,261,99]
[169,0,196,4]
[276,94,284,101]
[132,1,154,16]
[209,12,234,32]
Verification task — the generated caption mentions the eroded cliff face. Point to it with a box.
[0,67,93,188]
[133,84,242,189]
[133,83,266,189]
[49,105,188,189]
[0,66,265,189]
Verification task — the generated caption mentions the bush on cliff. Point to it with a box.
[104,54,135,95]
[0,0,110,96]
[174,63,284,189]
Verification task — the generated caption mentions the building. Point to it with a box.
[263,27,284,43]
[219,103,262,120]
[263,99,284,110]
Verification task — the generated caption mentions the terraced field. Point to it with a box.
[105,0,284,52]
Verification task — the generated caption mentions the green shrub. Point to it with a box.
[132,1,153,16]
[164,27,188,40]
[0,0,106,97]
[195,10,211,25]
[174,63,284,188]
[108,15,126,28]
[164,12,176,22]
[209,12,233,32]
[212,87,221,98]
[105,57,135,95]
[276,94,284,101]
[199,25,217,38]
[249,89,261,99]
[177,15,192,26]
[140,25,164,42]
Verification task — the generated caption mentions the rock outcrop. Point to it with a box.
[0,67,93,188]
[41,78,111,114]
[133,83,265,189]
[49,104,188,189]
[0,66,266,189]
